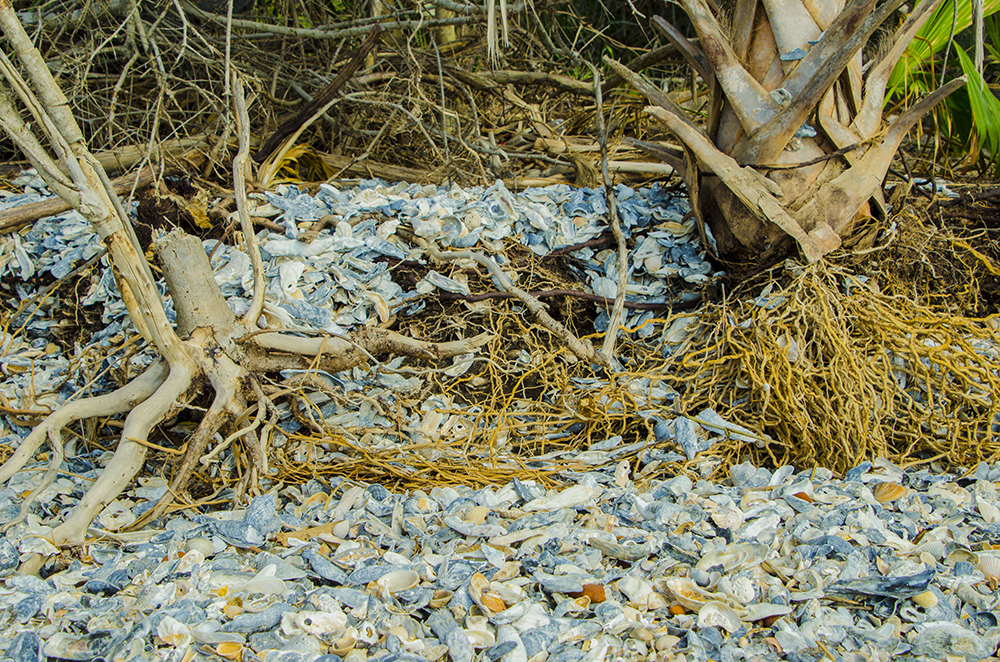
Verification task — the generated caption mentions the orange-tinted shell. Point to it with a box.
[872,482,906,503]
[216,642,244,660]
[569,583,607,604]
[223,596,244,619]
[479,591,507,613]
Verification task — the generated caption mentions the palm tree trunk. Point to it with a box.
[612,0,963,263]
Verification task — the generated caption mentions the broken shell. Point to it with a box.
[184,537,215,557]
[697,601,742,633]
[647,591,668,610]
[492,562,521,582]
[912,590,938,609]
[465,628,496,649]
[696,542,767,573]
[466,615,490,631]
[330,627,358,656]
[387,625,415,648]
[569,583,607,604]
[726,576,756,605]
[662,577,743,614]
[224,597,244,619]
[745,602,793,622]
[872,481,906,503]
[465,504,489,524]
[468,572,496,615]
[331,520,351,538]
[294,610,348,635]
[156,615,192,648]
[616,576,654,606]
[481,591,507,614]
[946,548,978,566]
[914,539,947,561]
[429,589,453,608]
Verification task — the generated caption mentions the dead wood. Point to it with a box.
[0,7,499,567]
[253,27,382,164]
[419,238,607,368]
[0,144,207,235]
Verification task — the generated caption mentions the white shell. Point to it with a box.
[744,602,793,621]
[157,615,193,648]
[376,569,420,595]
[523,484,594,512]
[294,611,348,636]
[331,520,351,538]
[697,601,742,633]
[330,627,358,656]
[697,542,768,573]
[646,592,668,610]
[727,576,757,605]
[616,576,654,605]
[184,537,215,557]
[465,628,496,649]
[662,578,742,614]
[976,555,1000,586]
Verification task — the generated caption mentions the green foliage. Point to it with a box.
[567,45,616,81]
[888,0,1000,97]
[887,0,1000,172]
[955,44,1000,173]
[987,12,1000,60]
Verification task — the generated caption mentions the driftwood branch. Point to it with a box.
[231,72,266,328]
[0,141,207,235]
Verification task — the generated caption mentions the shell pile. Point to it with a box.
[0,459,995,661]
[0,173,715,423]
[0,175,997,661]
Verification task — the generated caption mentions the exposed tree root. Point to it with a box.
[0,12,495,572]
[0,361,168,486]
[55,361,195,544]
[130,340,253,530]
[8,226,493,564]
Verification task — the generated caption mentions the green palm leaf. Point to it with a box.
[955,44,1000,169]
[888,0,1000,96]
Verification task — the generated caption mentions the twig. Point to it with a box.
[433,40,451,169]
[435,288,700,310]
[326,107,401,181]
[419,239,609,368]
[932,186,1000,208]
[182,0,526,39]
[231,72,266,329]
[224,0,234,116]
[577,59,627,367]
[600,44,679,96]
[544,233,616,256]
[253,26,382,163]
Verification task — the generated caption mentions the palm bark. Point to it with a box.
[612,0,963,263]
